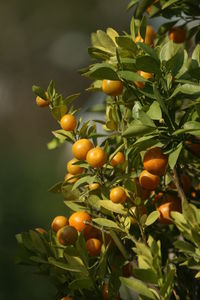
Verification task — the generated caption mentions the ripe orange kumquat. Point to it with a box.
[60,114,76,131]
[102,80,123,96]
[110,187,127,203]
[72,139,94,160]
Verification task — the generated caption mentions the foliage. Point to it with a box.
[16,1,200,299]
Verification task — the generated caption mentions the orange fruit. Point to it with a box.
[135,71,153,89]
[51,216,69,233]
[69,211,92,237]
[110,152,125,166]
[86,238,102,256]
[143,147,168,176]
[157,195,181,224]
[61,296,73,300]
[135,25,156,46]
[84,226,100,240]
[86,147,107,168]
[170,174,192,194]
[67,158,83,175]
[169,27,186,43]
[110,187,127,203]
[56,225,78,246]
[146,0,158,14]
[139,170,160,190]
[89,183,100,191]
[36,92,49,107]
[102,80,123,96]
[135,178,151,201]
[186,140,200,158]
[72,139,94,160]
[60,114,76,131]
[102,283,120,300]
[64,173,78,183]
[35,227,47,234]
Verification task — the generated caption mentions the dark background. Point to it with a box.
[0,1,133,299]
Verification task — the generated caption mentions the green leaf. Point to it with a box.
[139,15,147,40]
[51,105,67,121]
[166,50,184,76]
[48,181,63,193]
[162,0,179,10]
[127,0,140,10]
[29,230,46,254]
[85,63,119,80]
[123,120,156,137]
[133,268,158,284]
[48,257,80,272]
[136,56,160,74]
[72,175,96,191]
[47,137,64,150]
[170,84,200,98]
[64,253,89,275]
[64,201,88,212]
[96,30,116,53]
[32,85,47,99]
[192,44,200,66]
[184,121,200,136]
[118,71,145,82]
[47,80,55,99]
[168,142,183,169]
[63,93,80,105]
[147,101,162,120]
[93,218,122,230]
[145,211,160,226]
[137,42,159,61]
[69,277,94,291]
[160,40,183,62]
[120,277,158,300]
[100,200,126,215]
[174,240,195,253]
[115,36,137,53]
[52,129,74,142]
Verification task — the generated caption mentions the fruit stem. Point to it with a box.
[109,230,130,260]
[172,167,187,203]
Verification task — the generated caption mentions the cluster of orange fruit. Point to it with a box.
[51,212,102,256]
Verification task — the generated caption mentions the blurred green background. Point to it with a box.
[0,1,133,299]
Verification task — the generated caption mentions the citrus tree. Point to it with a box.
[16,1,200,299]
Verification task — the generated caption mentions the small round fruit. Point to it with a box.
[102,80,123,96]
[143,147,168,176]
[67,158,83,175]
[169,27,186,43]
[110,187,127,203]
[135,25,156,46]
[60,114,76,131]
[102,283,120,300]
[89,183,100,191]
[135,71,153,89]
[135,178,151,201]
[146,0,158,14]
[72,139,94,160]
[61,296,73,300]
[157,197,181,224]
[186,140,200,158]
[36,92,49,107]
[84,226,99,240]
[56,225,78,246]
[86,238,102,256]
[110,152,125,167]
[139,170,160,190]
[35,227,47,234]
[86,147,107,168]
[51,216,69,233]
[64,173,78,183]
[69,211,92,236]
